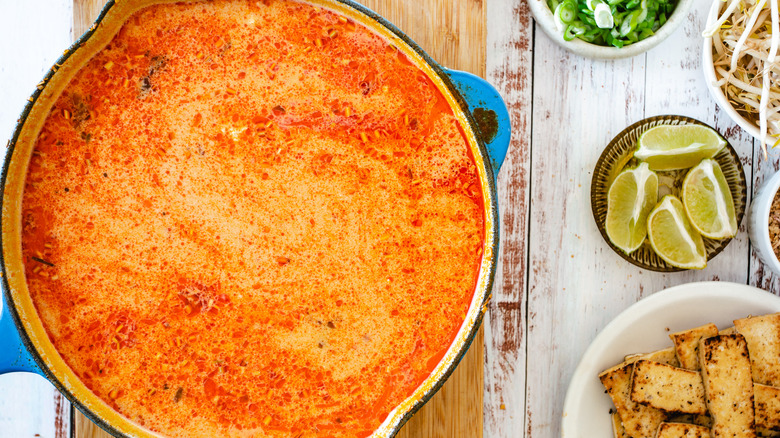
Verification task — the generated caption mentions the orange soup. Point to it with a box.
[21,1,484,436]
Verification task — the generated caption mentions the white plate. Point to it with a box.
[560,281,780,438]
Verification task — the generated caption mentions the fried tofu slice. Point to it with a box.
[756,384,780,432]
[630,360,707,415]
[669,324,719,370]
[670,414,713,428]
[734,313,780,386]
[656,422,712,438]
[612,412,629,438]
[601,361,667,438]
[699,334,757,438]
[625,347,680,367]
[630,370,776,430]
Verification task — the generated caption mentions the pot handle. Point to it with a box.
[443,69,511,175]
[0,291,41,375]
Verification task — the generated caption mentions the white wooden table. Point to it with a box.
[1,0,777,437]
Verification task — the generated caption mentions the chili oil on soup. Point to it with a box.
[21,1,485,437]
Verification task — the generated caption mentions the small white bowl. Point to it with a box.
[528,0,695,59]
[561,281,780,438]
[702,0,761,139]
[748,171,780,276]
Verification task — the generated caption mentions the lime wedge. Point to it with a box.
[647,195,707,269]
[605,162,659,254]
[682,159,737,239]
[634,124,727,171]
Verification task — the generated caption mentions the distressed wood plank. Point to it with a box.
[0,373,72,438]
[360,0,486,76]
[0,1,74,437]
[75,411,108,438]
[70,0,486,437]
[526,37,646,437]
[73,0,109,41]
[483,0,532,436]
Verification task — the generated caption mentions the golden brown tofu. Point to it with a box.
[755,384,780,432]
[600,361,668,438]
[669,323,719,370]
[656,422,712,438]
[669,414,713,428]
[630,360,707,415]
[734,313,780,386]
[625,347,681,367]
[699,334,757,438]
[613,412,629,438]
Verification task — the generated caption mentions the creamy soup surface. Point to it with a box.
[22,1,484,436]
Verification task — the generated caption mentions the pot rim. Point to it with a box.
[0,1,502,437]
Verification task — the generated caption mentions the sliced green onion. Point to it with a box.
[594,2,615,28]
[555,1,578,24]
[639,28,655,39]
[637,2,648,22]
[564,20,588,40]
[619,9,641,36]
[553,3,566,28]
[563,25,578,40]
[546,0,678,48]
[586,0,602,10]
[578,27,602,42]
[580,14,599,27]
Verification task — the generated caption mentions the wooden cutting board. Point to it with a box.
[72,1,485,437]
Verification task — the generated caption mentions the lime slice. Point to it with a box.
[647,195,707,269]
[605,162,659,254]
[682,159,737,239]
[634,124,727,171]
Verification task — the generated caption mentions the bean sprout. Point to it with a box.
[703,0,780,157]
